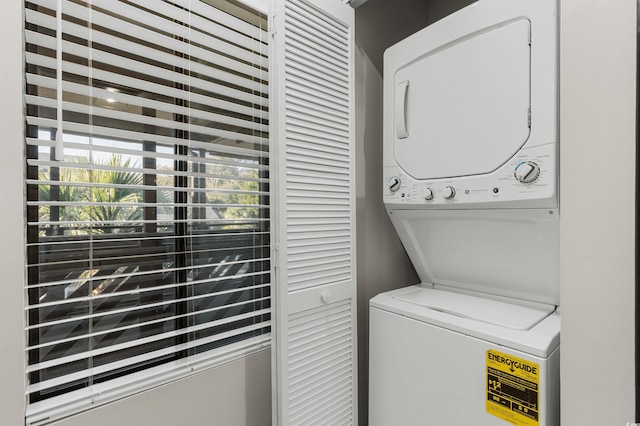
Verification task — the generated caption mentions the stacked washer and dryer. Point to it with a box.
[369,0,560,425]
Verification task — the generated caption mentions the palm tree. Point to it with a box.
[82,154,143,233]
[38,156,91,232]
[39,154,143,235]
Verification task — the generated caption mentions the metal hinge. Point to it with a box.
[528,108,531,128]
[528,27,532,45]
[269,14,277,38]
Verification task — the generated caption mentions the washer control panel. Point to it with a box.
[384,144,557,209]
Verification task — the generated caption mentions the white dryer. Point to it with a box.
[370,1,560,425]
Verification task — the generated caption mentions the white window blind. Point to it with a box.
[24,0,270,423]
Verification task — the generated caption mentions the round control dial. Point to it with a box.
[514,161,541,184]
[387,176,401,192]
[424,188,434,201]
[442,186,456,199]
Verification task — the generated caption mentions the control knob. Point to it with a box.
[424,188,434,201]
[514,161,541,184]
[442,186,456,200]
[387,176,401,192]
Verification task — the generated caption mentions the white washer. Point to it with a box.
[370,1,560,425]
[370,285,560,425]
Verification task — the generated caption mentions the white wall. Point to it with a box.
[49,351,271,426]
[560,0,636,424]
[0,0,29,425]
[0,2,271,425]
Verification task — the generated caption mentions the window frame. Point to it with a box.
[23,0,272,421]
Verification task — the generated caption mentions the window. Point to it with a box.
[24,0,270,422]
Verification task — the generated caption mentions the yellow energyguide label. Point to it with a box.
[486,349,540,425]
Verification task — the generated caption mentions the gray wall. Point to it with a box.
[0,2,271,425]
[354,1,476,423]
[354,0,474,75]
[354,3,427,424]
[354,45,421,425]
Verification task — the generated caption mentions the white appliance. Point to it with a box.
[370,1,560,425]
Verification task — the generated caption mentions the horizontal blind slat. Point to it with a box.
[25,117,269,151]
[26,321,271,394]
[26,137,269,168]
[60,0,266,81]
[90,0,267,64]
[25,87,268,136]
[24,51,268,115]
[170,0,265,40]
[25,8,269,95]
[23,36,268,113]
[27,307,272,373]
[24,0,271,416]
[27,267,269,298]
[27,260,270,297]
[25,75,267,144]
[27,297,270,352]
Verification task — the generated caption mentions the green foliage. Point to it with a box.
[39,153,262,235]
[206,163,261,220]
[83,155,143,233]
[38,156,91,227]
[39,154,142,234]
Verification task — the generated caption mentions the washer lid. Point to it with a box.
[393,19,531,180]
[393,287,554,331]
[371,283,561,358]
[387,208,560,306]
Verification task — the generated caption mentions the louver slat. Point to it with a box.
[273,0,357,425]
[288,301,354,425]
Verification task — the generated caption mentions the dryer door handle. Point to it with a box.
[395,80,410,139]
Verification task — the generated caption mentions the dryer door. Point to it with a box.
[394,19,531,180]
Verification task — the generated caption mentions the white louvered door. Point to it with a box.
[270,0,357,424]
